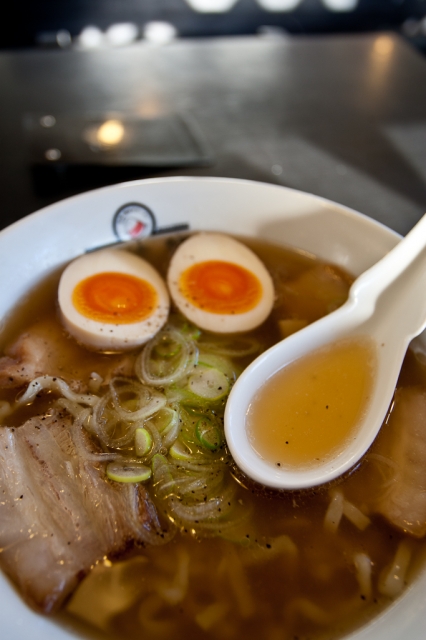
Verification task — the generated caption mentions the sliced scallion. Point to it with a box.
[134,427,153,457]
[154,334,182,358]
[198,352,238,381]
[149,406,178,435]
[106,462,151,483]
[169,440,194,461]
[188,366,229,401]
[195,417,222,451]
[136,327,198,386]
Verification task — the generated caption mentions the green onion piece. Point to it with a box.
[188,366,230,400]
[198,352,238,381]
[152,453,169,473]
[134,427,153,457]
[165,386,216,410]
[195,417,222,451]
[106,462,151,483]
[181,323,201,340]
[169,440,194,461]
[149,407,178,435]
[136,327,197,386]
[154,334,182,358]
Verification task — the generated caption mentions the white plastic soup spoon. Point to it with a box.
[225,212,426,490]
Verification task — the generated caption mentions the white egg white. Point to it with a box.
[58,249,169,351]
[167,233,274,333]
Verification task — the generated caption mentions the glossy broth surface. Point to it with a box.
[247,337,376,468]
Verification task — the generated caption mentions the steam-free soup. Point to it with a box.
[247,336,376,469]
[0,233,426,640]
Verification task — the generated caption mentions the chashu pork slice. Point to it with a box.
[0,409,151,613]
[374,387,426,538]
[0,320,135,391]
[0,330,53,389]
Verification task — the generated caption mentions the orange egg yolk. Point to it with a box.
[179,260,262,314]
[72,272,158,324]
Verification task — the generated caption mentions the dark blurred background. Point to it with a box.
[1,0,426,54]
[2,0,426,234]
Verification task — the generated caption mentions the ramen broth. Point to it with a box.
[0,234,425,640]
[247,337,376,469]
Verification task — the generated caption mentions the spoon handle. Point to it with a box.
[349,212,426,340]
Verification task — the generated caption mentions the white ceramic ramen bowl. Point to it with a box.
[0,176,424,640]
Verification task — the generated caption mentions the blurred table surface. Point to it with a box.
[1,31,426,236]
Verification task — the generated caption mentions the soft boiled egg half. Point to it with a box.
[167,233,274,333]
[58,249,170,351]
